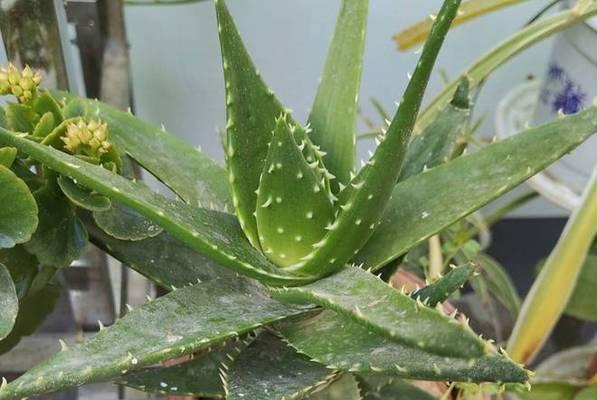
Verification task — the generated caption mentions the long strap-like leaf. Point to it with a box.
[290,0,462,277]
[0,128,311,286]
[355,105,597,270]
[308,0,369,188]
[0,279,307,400]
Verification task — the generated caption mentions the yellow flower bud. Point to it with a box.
[62,118,113,158]
[0,63,42,103]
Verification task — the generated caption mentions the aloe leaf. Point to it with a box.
[358,375,436,400]
[272,266,485,358]
[0,128,310,285]
[24,187,87,268]
[53,92,231,210]
[0,278,308,400]
[507,170,597,364]
[475,253,521,317]
[0,147,16,167]
[0,282,61,355]
[399,78,470,181]
[412,263,475,306]
[0,246,38,300]
[415,4,597,133]
[0,263,18,340]
[256,116,335,267]
[0,165,38,249]
[93,202,163,241]
[226,331,336,400]
[116,340,247,397]
[280,311,528,383]
[395,0,531,50]
[355,105,597,270]
[308,0,368,187]
[85,217,237,289]
[290,0,462,277]
[565,247,597,322]
[307,373,362,400]
[57,175,111,212]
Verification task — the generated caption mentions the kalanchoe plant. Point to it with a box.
[0,0,596,399]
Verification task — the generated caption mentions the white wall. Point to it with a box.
[124,0,567,217]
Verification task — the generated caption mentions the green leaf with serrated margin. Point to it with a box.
[93,202,162,241]
[279,311,528,383]
[0,278,308,400]
[307,374,361,400]
[272,266,485,358]
[355,105,597,270]
[116,341,247,397]
[0,263,18,340]
[57,175,111,212]
[412,263,475,306]
[0,246,38,299]
[475,253,521,318]
[0,127,311,286]
[227,331,335,400]
[399,78,470,181]
[290,0,462,277]
[5,104,37,133]
[52,91,231,210]
[32,91,63,125]
[0,147,16,167]
[256,116,334,267]
[0,164,38,249]
[32,112,56,138]
[308,0,368,188]
[357,374,436,400]
[24,187,87,268]
[85,216,236,289]
[0,282,61,355]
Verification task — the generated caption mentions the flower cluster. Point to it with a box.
[0,64,42,103]
[61,118,112,158]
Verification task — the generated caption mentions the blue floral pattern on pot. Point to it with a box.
[540,62,588,115]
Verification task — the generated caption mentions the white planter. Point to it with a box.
[496,15,597,211]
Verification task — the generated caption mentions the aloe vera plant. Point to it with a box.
[0,0,596,399]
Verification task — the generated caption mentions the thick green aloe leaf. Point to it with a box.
[0,128,310,285]
[280,311,528,383]
[565,248,597,322]
[0,282,61,355]
[356,105,597,270]
[475,253,521,317]
[272,266,485,358]
[0,147,16,167]
[290,0,462,277]
[399,78,470,181]
[256,116,334,267]
[227,331,336,400]
[0,263,18,340]
[116,341,247,397]
[0,164,38,249]
[85,217,237,289]
[93,202,163,241]
[308,0,368,187]
[57,175,111,212]
[307,374,362,400]
[5,104,36,133]
[358,375,436,400]
[0,278,308,400]
[53,92,231,210]
[0,246,38,300]
[215,0,285,248]
[24,187,87,268]
[412,263,475,306]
